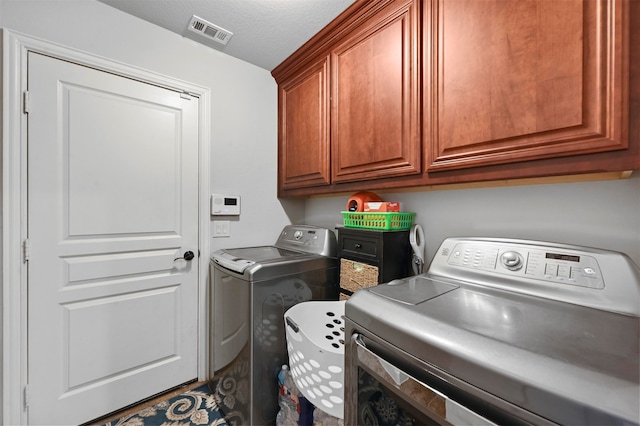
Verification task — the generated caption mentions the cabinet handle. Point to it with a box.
[355,243,362,249]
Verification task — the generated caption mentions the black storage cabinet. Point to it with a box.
[337,226,411,296]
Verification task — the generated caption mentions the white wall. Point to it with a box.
[0,1,305,420]
[0,0,303,251]
[305,173,640,266]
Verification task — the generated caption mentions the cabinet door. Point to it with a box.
[278,56,331,190]
[332,0,420,183]
[427,0,629,171]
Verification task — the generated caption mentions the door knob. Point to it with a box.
[174,250,195,261]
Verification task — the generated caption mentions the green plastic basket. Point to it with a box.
[342,211,415,230]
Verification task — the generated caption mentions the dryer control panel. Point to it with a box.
[428,237,640,316]
[445,242,604,289]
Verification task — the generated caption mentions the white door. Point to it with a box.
[26,52,200,425]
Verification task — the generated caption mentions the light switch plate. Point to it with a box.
[213,220,230,237]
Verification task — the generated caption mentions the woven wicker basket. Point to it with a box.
[339,259,378,296]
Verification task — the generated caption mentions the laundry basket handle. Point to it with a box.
[286,316,299,333]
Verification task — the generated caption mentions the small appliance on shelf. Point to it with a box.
[343,191,414,231]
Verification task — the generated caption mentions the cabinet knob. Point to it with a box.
[355,243,362,249]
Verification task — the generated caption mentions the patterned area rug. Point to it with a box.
[99,383,228,426]
[211,352,250,426]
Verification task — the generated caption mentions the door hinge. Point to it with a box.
[23,91,30,114]
[23,239,30,262]
[24,384,29,409]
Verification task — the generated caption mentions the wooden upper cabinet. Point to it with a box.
[426,0,629,171]
[278,56,331,190]
[331,0,420,183]
[273,0,635,196]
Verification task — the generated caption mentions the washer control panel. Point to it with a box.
[280,228,319,245]
[445,241,604,289]
[276,225,337,257]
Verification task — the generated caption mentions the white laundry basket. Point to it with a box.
[284,300,346,419]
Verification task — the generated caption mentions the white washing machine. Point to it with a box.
[210,225,339,425]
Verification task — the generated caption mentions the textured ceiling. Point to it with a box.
[98,0,355,71]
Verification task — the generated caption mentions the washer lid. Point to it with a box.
[221,246,307,262]
[212,246,309,274]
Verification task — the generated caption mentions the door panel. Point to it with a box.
[27,52,199,425]
[66,287,179,387]
[67,87,180,235]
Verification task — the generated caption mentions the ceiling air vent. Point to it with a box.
[187,15,233,46]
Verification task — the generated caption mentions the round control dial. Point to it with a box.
[501,251,524,271]
[293,230,303,240]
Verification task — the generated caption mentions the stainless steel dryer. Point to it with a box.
[210,225,339,425]
[345,237,640,425]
